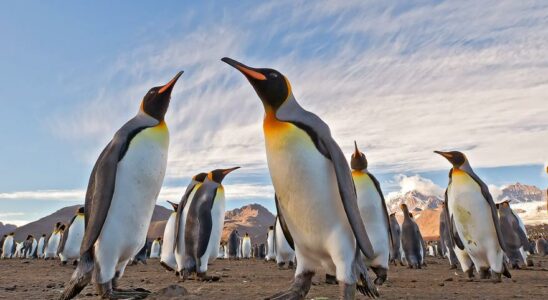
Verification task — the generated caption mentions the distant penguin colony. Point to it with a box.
[0,58,540,300]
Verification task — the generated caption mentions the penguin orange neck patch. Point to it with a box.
[263,111,291,135]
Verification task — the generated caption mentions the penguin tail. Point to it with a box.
[353,248,379,298]
[59,251,94,300]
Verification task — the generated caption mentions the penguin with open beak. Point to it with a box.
[222,57,378,299]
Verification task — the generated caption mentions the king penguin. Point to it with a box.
[242,233,252,259]
[222,57,378,299]
[265,225,276,261]
[60,71,183,300]
[497,200,533,268]
[180,167,239,281]
[160,200,179,272]
[388,213,403,266]
[174,173,208,272]
[59,207,86,265]
[37,234,46,258]
[350,142,392,285]
[150,237,161,259]
[435,150,511,281]
[227,229,240,259]
[45,222,64,260]
[399,204,424,269]
[275,215,295,269]
[23,235,38,259]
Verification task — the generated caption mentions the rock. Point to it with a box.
[444,277,453,282]
[46,283,55,288]
[222,267,231,271]
[149,285,189,299]
[85,293,93,297]
[438,282,445,287]
[411,279,417,282]
[5,285,16,291]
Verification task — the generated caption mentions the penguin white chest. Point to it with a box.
[448,171,498,254]
[264,123,354,260]
[97,124,169,262]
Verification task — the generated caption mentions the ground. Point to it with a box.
[0,255,547,299]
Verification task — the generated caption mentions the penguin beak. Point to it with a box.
[221,57,266,81]
[434,150,455,164]
[222,166,241,175]
[353,141,361,157]
[159,71,184,94]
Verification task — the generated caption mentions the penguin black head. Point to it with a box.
[434,151,467,168]
[269,225,274,230]
[350,141,368,171]
[245,232,249,237]
[59,224,66,231]
[207,167,240,184]
[55,222,62,229]
[408,213,414,219]
[222,57,290,111]
[42,234,46,237]
[9,232,14,236]
[26,235,32,240]
[77,207,84,214]
[193,173,208,183]
[167,200,178,212]
[140,71,183,122]
[389,212,396,217]
[400,203,409,214]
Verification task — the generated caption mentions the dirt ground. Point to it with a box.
[0,255,547,299]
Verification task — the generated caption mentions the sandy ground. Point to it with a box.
[0,255,547,299]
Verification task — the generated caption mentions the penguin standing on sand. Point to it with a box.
[400,204,424,268]
[242,233,252,258]
[227,229,240,259]
[23,235,37,258]
[217,242,225,259]
[37,234,46,258]
[180,167,239,281]
[150,237,161,259]
[223,57,378,299]
[409,213,428,267]
[131,243,148,265]
[60,72,183,300]
[160,201,179,271]
[174,173,207,271]
[274,215,295,269]
[497,200,533,268]
[389,213,403,266]
[45,222,63,259]
[435,150,511,281]
[536,237,548,256]
[350,142,392,285]
[265,225,276,261]
[439,203,458,269]
[59,207,86,265]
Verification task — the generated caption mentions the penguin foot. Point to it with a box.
[265,271,314,300]
[465,268,475,280]
[288,261,294,269]
[490,272,502,283]
[479,267,491,279]
[527,259,534,267]
[340,282,356,300]
[370,267,387,286]
[277,262,286,269]
[197,273,220,282]
[325,274,338,285]
[449,264,457,270]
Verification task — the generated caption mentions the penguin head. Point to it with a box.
[77,207,84,214]
[400,203,410,214]
[26,235,32,240]
[269,225,274,231]
[222,57,290,112]
[245,232,249,237]
[42,234,46,237]
[350,141,368,171]
[192,172,208,183]
[408,213,414,219]
[140,71,183,122]
[167,200,179,212]
[55,222,62,229]
[207,167,240,184]
[59,224,66,231]
[434,151,467,169]
[496,200,511,210]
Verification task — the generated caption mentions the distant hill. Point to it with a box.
[13,204,172,242]
[0,222,18,237]
[146,203,275,246]
[498,182,545,203]
[387,190,443,213]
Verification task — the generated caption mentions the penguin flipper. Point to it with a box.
[450,215,465,250]
[276,96,375,259]
[174,181,199,252]
[80,114,156,256]
[368,173,394,256]
[511,215,530,248]
[466,171,508,252]
[274,194,294,250]
[57,226,70,254]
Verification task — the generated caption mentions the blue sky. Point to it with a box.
[1,1,547,226]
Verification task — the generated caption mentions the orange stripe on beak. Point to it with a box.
[159,71,183,94]
[235,65,266,80]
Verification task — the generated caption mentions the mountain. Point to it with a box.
[0,222,18,237]
[222,203,275,245]
[387,190,443,213]
[13,204,172,242]
[498,183,545,203]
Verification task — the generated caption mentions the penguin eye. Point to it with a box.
[270,73,278,78]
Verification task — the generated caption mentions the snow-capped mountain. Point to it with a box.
[498,182,545,203]
[387,190,443,213]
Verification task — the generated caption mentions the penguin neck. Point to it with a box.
[262,92,294,134]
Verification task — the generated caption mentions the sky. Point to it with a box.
[1,1,547,226]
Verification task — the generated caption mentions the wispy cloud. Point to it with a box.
[49,1,548,188]
[0,189,85,201]
[387,174,444,200]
